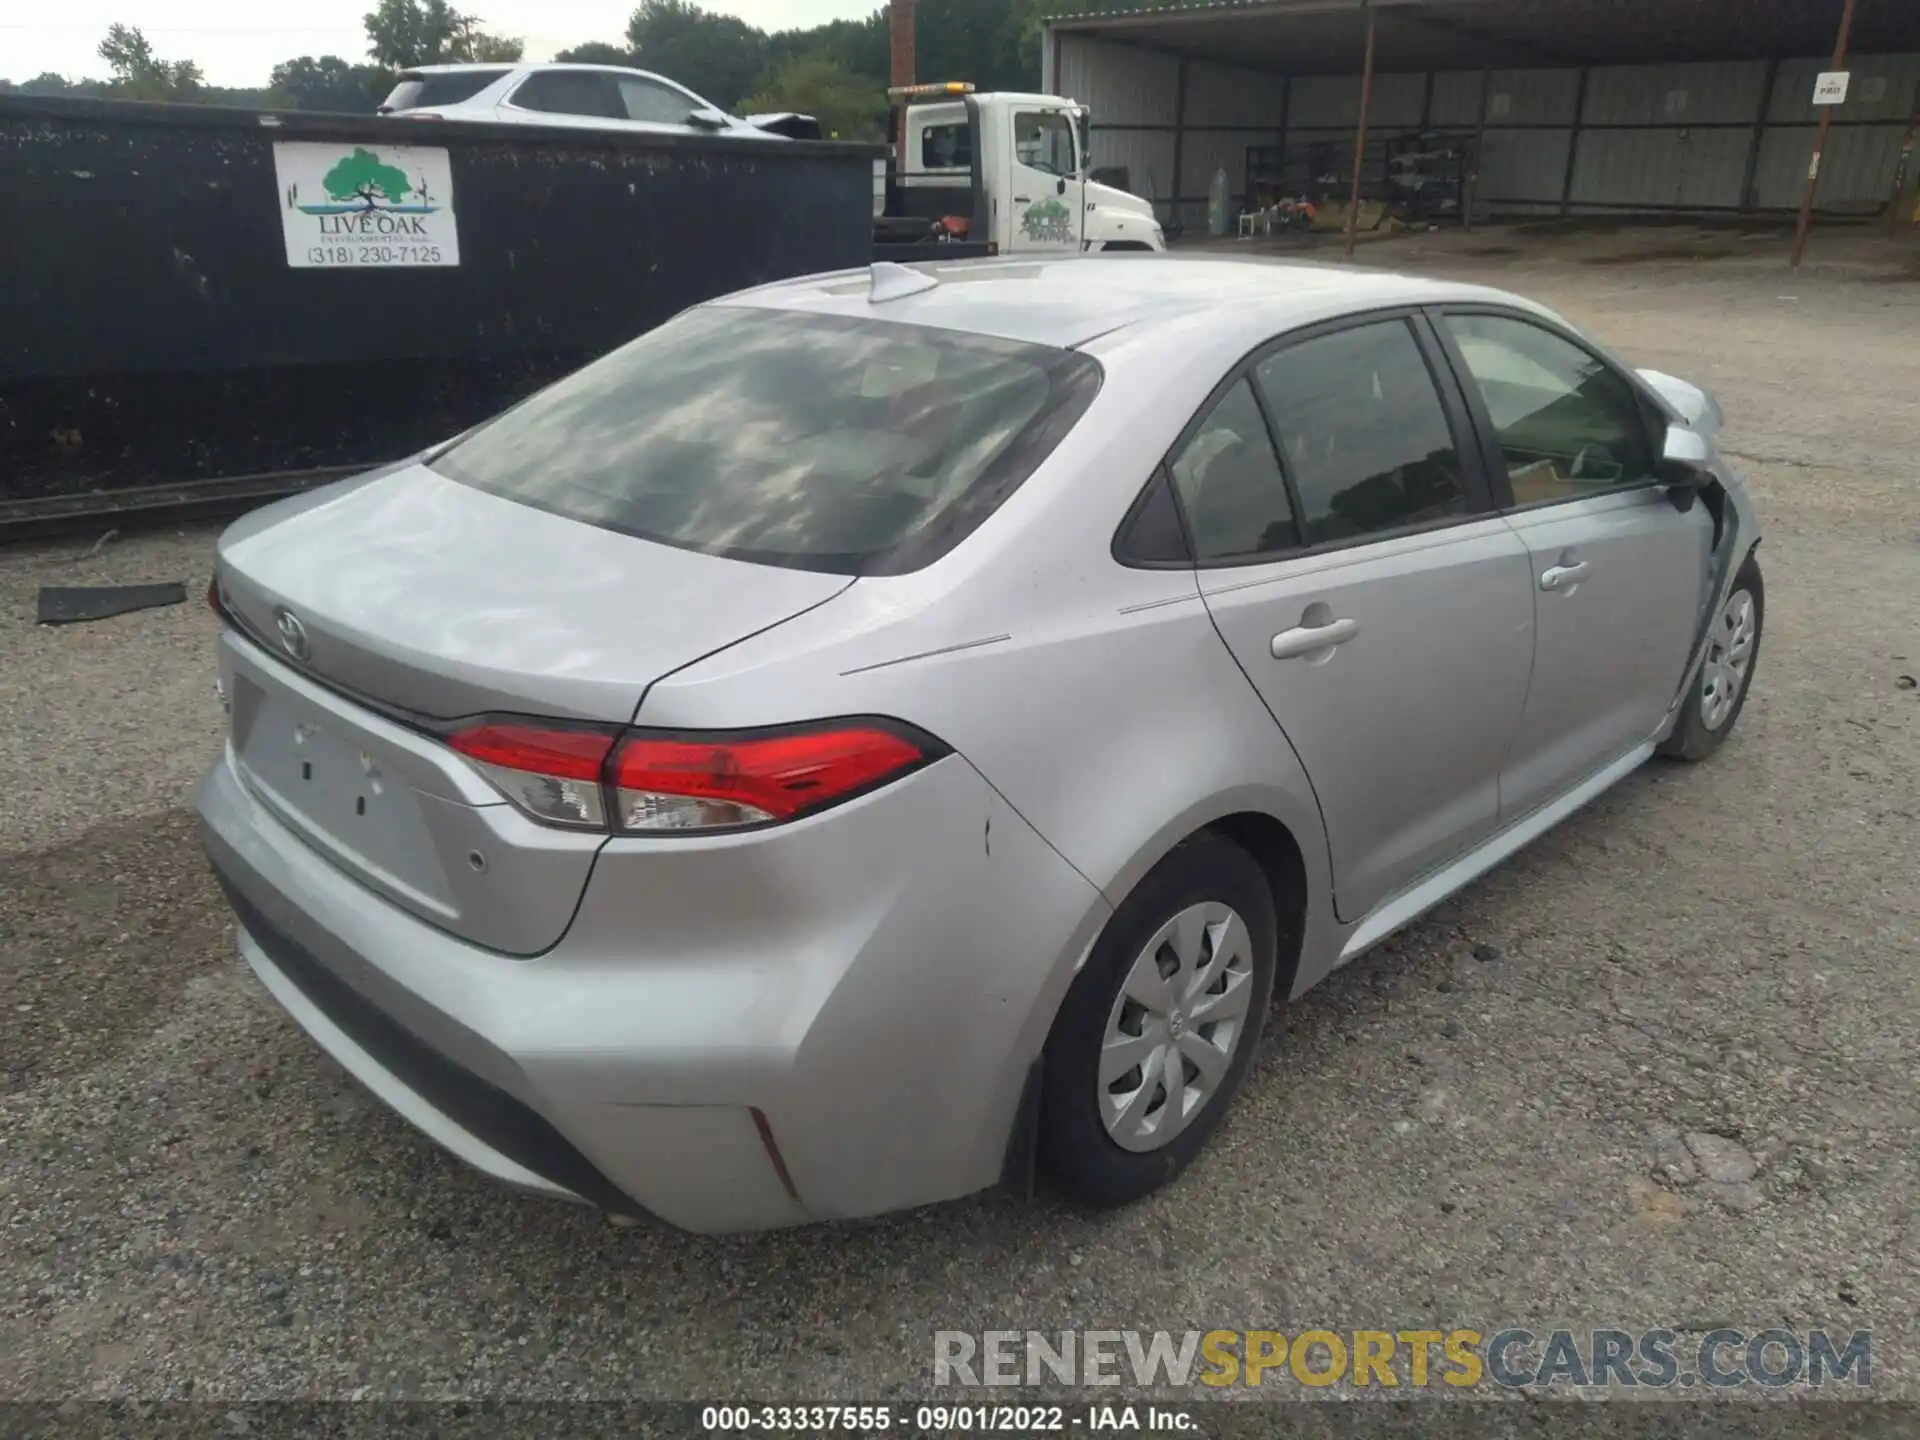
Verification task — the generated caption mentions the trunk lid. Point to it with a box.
[215,464,852,724]
[213,464,852,953]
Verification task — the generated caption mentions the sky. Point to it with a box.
[2,0,878,87]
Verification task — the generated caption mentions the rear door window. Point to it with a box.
[380,69,510,111]
[1252,320,1468,546]
[510,70,623,118]
[430,307,1102,575]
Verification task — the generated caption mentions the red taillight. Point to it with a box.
[449,724,611,780]
[444,719,936,834]
[610,726,929,832]
[448,723,616,830]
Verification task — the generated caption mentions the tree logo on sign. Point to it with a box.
[294,148,439,215]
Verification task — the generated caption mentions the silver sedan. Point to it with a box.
[198,256,1763,1233]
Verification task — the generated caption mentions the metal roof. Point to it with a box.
[1046,0,1920,75]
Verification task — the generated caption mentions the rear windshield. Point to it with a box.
[429,307,1103,575]
[380,69,509,111]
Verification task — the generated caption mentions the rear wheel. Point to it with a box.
[1038,834,1277,1207]
[1659,552,1764,762]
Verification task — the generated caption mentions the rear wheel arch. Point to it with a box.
[1001,805,1317,1199]
[1076,806,1314,1013]
[1208,812,1310,1004]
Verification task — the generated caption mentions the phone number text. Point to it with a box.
[303,244,449,267]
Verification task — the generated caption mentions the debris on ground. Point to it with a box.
[36,582,187,625]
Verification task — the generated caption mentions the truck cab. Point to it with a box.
[874,84,1165,259]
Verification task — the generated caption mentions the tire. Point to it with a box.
[1038,833,1278,1207]
[1659,551,1765,762]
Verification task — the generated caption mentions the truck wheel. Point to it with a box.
[1038,834,1277,1207]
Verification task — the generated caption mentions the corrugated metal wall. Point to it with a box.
[1054,31,1920,224]
[1056,37,1179,124]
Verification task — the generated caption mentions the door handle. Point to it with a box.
[1014,195,1031,203]
[1270,616,1359,660]
[1539,561,1591,592]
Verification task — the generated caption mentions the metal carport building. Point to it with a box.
[1040,0,1920,243]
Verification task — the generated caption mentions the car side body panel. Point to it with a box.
[637,302,1351,1001]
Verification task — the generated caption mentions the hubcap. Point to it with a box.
[1700,587,1757,732]
[1099,901,1255,1154]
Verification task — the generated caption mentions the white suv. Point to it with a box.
[378,63,789,141]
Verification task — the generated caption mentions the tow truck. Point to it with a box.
[872,82,1166,261]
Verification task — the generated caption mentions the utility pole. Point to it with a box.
[890,0,916,156]
[1343,1,1377,261]
[1791,0,1860,268]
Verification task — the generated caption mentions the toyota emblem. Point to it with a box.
[273,606,311,663]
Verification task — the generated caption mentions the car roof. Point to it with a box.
[716,255,1539,350]
[401,62,682,84]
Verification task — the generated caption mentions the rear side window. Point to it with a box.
[1167,379,1297,563]
[431,307,1103,575]
[511,71,622,118]
[1253,320,1466,546]
[921,123,972,169]
[381,69,509,111]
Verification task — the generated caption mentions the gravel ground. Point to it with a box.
[1,224,1917,1405]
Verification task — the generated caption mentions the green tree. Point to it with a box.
[554,41,635,65]
[269,55,391,112]
[453,16,525,61]
[763,14,888,83]
[363,0,519,68]
[323,147,413,210]
[97,23,204,101]
[625,0,767,110]
[364,0,459,66]
[16,72,86,96]
[741,53,886,140]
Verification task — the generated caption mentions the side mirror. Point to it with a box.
[686,108,729,131]
[1659,424,1713,512]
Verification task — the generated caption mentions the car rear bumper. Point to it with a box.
[197,741,1108,1234]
